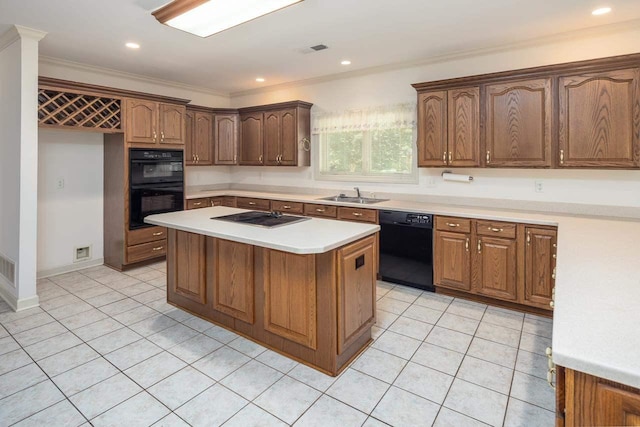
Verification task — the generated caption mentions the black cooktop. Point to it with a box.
[212,211,311,228]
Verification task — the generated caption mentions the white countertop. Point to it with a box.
[145,206,379,255]
[186,187,640,389]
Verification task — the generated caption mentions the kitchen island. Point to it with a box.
[145,206,380,376]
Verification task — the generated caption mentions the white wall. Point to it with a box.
[227,23,640,208]
[37,130,104,275]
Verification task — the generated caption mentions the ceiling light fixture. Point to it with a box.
[256,77,266,82]
[592,7,612,15]
[153,0,304,38]
[125,42,140,49]
[341,60,351,65]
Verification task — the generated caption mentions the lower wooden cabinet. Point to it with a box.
[169,231,206,304]
[271,200,304,214]
[236,197,271,211]
[433,216,557,312]
[303,203,337,218]
[212,239,254,323]
[560,367,640,426]
[434,230,471,291]
[186,198,210,210]
[263,249,317,349]
[126,239,166,264]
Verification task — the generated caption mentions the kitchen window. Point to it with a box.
[313,103,417,183]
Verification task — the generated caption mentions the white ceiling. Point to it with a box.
[1,0,639,95]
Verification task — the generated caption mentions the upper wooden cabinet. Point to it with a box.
[417,88,480,167]
[185,109,213,165]
[239,112,264,165]
[214,114,239,165]
[485,78,552,167]
[414,54,640,169]
[559,68,640,168]
[125,98,186,145]
[239,101,312,167]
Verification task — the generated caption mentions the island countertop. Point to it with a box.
[145,206,380,254]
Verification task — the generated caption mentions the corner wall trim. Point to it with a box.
[0,282,40,312]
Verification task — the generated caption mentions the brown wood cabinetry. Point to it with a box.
[304,203,338,218]
[239,112,264,165]
[186,198,210,210]
[337,236,376,353]
[126,240,167,264]
[125,98,185,145]
[337,207,378,224]
[271,200,304,214]
[559,68,640,168]
[524,227,557,309]
[434,215,556,313]
[212,239,254,323]
[236,197,271,211]
[414,54,640,170]
[417,88,480,167]
[263,249,317,349]
[239,101,312,167]
[185,109,213,165]
[485,78,552,167]
[560,368,640,426]
[214,114,239,165]
[169,230,206,304]
[127,226,167,246]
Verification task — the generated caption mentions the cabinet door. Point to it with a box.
[524,227,556,309]
[170,231,206,304]
[596,383,640,426]
[185,111,195,165]
[337,236,376,353]
[214,114,238,165]
[434,230,471,291]
[559,68,640,168]
[212,239,254,323]
[239,112,264,165]
[485,78,552,167]
[448,87,480,167]
[263,249,317,349]
[193,112,213,165]
[473,236,517,301]
[159,103,186,145]
[126,99,157,143]
[417,91,448,166]
[263,111,281,166]
[279,109,298,166]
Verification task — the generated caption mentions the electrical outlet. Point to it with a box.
[426,176,437,188]
[535,180,544,193]
[56,177,65,190]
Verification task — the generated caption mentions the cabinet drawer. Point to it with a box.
[237,197,271,211]
[337,207,378,223]
[304,203,337,218]
[219,196,236,207]
[127,239,167,264]
[187,198,210,210]
[271,200,304,214]
[127,226,167,246]
[476,220,516,239]
[435,216,471,233]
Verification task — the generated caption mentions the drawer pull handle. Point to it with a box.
[153,130,157,142]
[527,231,531,245]
[448,151,452,163]
[248,202,256,205]
[282,205,291,209]
[486,150,491,164]
[152,246,164,251]
[152,232,164,236]
[193,202,202,206]
[489,227,503,232]
[560,149,564,165]
[446,223,459,227]
[442,151,447,164]
[477,239,482,253]
[160,131,165,142]
[352,212,363,217]
[465,238,469,251]
[316,208,325,212]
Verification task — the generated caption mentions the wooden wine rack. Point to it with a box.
[38,89,122,132]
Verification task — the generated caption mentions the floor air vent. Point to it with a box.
[0,253,15,286]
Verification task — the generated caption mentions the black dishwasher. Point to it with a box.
[379,210,434,292]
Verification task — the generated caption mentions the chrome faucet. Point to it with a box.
[354,187,361,198]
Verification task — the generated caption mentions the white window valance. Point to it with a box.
[312,103,416,134]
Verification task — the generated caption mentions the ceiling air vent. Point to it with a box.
[0,253,15,286]
[310,44,328,51]
[298,44,329,54]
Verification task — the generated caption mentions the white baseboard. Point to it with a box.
[0,282,39,312]
[37,258,104,279]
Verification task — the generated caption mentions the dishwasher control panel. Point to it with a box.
[406,214,431,225]
[379,211,433,228]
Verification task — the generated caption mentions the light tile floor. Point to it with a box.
[0,263,555,426]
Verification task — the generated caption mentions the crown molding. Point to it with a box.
[229,18,640,98]
[39,55,230,99]
[0,25,47,51]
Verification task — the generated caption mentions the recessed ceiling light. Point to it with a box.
[125,42,140,49]
[592,7,612,15]
[153,0,304,38]
[256,77,266,83]
[341,60,351,65]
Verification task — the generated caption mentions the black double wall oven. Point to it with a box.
[129,149,184,230]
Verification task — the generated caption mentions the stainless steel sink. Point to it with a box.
[317,195,389,204]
